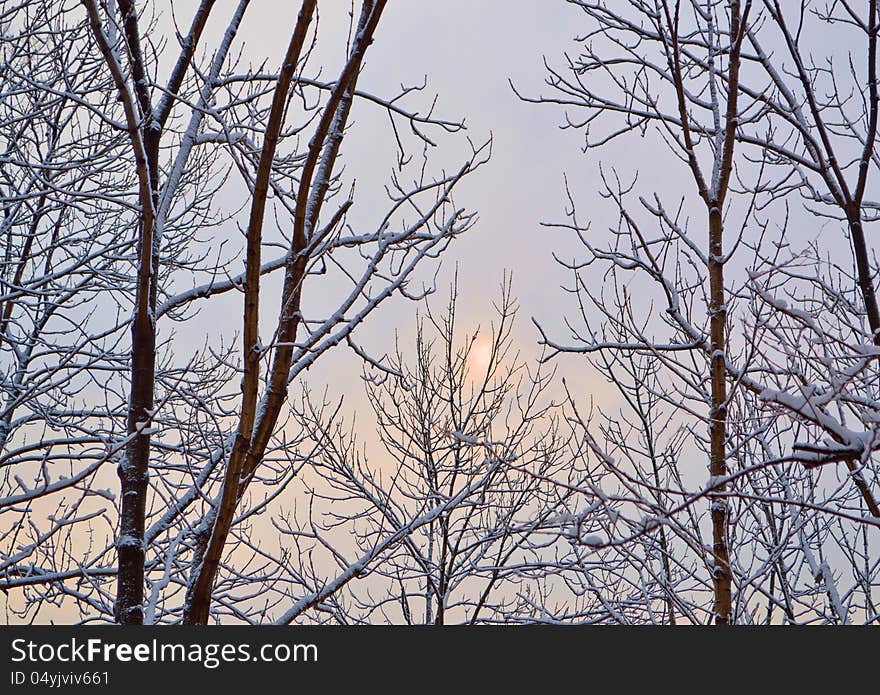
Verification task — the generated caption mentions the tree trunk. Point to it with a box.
[708,204,732,625]
[115,124,160,625]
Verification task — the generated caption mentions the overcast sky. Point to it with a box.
[162,1,686,425]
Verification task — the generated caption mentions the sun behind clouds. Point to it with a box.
[467,335,494,380]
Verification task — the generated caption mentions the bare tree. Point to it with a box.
[1,0,132,622]
[273,281,581,624]
[76,0,254,624]
[1,0,485,624]
[527,0,878,623]
[5,0,876,627]
[723,1,880,520]
[526,0,754,625]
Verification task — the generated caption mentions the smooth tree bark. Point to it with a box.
[180,0,318,625]
[183,0,389,624]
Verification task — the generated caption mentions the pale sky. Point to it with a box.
[163,1,649,416]
[137,0,792,449]
[7,0,873,626]
[151,0,651,414]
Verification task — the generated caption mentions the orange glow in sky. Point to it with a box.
[467,336,493,379]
